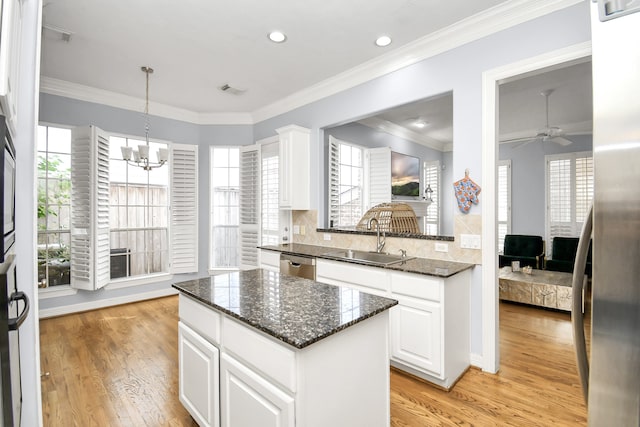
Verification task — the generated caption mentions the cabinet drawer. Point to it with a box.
[391,271,441,302]
[316,259,388,292]
[222,318,297,393]
[179,295,222,345]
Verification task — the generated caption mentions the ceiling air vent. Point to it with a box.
[218,84,246,95]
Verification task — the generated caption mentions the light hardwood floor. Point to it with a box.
[40,296,588,426]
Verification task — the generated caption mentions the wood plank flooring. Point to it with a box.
[40,296,588,426]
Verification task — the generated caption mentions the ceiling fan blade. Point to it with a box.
[549,136,573,146]
[500,135,539,144]
[510,137,540,150]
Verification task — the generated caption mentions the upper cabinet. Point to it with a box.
[0,0,23,136]
[276,125,310,210]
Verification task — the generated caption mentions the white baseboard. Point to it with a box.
[470,353,483,368]
[38,287,179,319]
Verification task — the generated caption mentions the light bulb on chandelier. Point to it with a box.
[120,66,168,170]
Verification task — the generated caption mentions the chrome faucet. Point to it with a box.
[367,217,386,253]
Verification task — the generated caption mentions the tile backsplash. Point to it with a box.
[292,210,482,264]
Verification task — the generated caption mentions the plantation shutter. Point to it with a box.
[328,137,340,227]
[546,152,593,248]
[70,126,110,290]
[424,160,440,235]
[239,144,260,269]
[170,144,199,274]
[497,160,511,252]
[365,146,391,210]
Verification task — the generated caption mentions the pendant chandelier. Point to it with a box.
[120,66,168,170]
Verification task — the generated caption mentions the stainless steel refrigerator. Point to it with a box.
[572,1,640,425]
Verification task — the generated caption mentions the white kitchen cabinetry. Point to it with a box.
[276,125,310,210]
[179,294,390,427]
[178,322,220,427]
[259,249,280,272]
[220,353,294,427]
[316,258,470,389]
[0,0,23,135]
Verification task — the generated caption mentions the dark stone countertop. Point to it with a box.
[259,243,474,278]
[172,269,398,350]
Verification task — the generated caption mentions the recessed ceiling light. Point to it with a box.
[375,36,392,47]
[414,119,428,129]
[268,31,287,43]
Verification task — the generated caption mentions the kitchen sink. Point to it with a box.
[322,249,415,266]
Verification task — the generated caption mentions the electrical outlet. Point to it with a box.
[293,225,300,235]
[323,233,331,241]
[435,242,448,252]
[300,225,306,235]
[460,234,481,249]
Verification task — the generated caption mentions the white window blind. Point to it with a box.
[70,126,111,290]
[423,160,440,235]
[546,152,593,246]
[327,136,367,228]
[170,144,199,274]
[261,142,279,246]
[497,160,511,252]
[239,144,260,269]
[366,147,391,211]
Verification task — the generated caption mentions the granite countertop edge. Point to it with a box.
[172,279,398,350]
[259,243,474,278]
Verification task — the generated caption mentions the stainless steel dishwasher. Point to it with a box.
[279,253,316,280]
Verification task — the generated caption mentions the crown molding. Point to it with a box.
[40,0,581,126]
[252,0,583,123]
[39,76,254,125]
[357,117,448,152]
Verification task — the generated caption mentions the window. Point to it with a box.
[37,125,72,287]
[109,136,170,279]
[261,142,280,245]
[328,137,364,228]
[210,147,240,269]
[497,160,511,252]
[423,161,440,235]
[546,152,593,247]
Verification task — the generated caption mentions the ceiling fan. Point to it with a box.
[501,89,573,148]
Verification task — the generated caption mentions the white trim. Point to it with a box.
[38,285,78,300]
[252,0,583,123]
[40,76,254,125]
[470,353,483,368]
[40,1,581,126]
[38,286,179,319]
[105,273,173,290]
[481,41,591,374]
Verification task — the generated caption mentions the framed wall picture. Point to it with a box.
[391,151,420,197]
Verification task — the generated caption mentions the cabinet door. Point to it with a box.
[0,0,22,135]
[390,298,442,376]
[276,125,310,210]
[179,322,220,427]
[220,353,294,427]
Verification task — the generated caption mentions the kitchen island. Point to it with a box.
[173,269,398,427]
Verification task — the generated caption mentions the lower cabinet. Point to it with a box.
[220,353,295,427]
[390,298,441,376]
[317,259,470,389]
[178,322,220,427]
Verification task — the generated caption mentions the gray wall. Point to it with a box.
[37,2,592,357]
[499,134,592,238]
[252,2,591,356]
[38,93,254,311]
